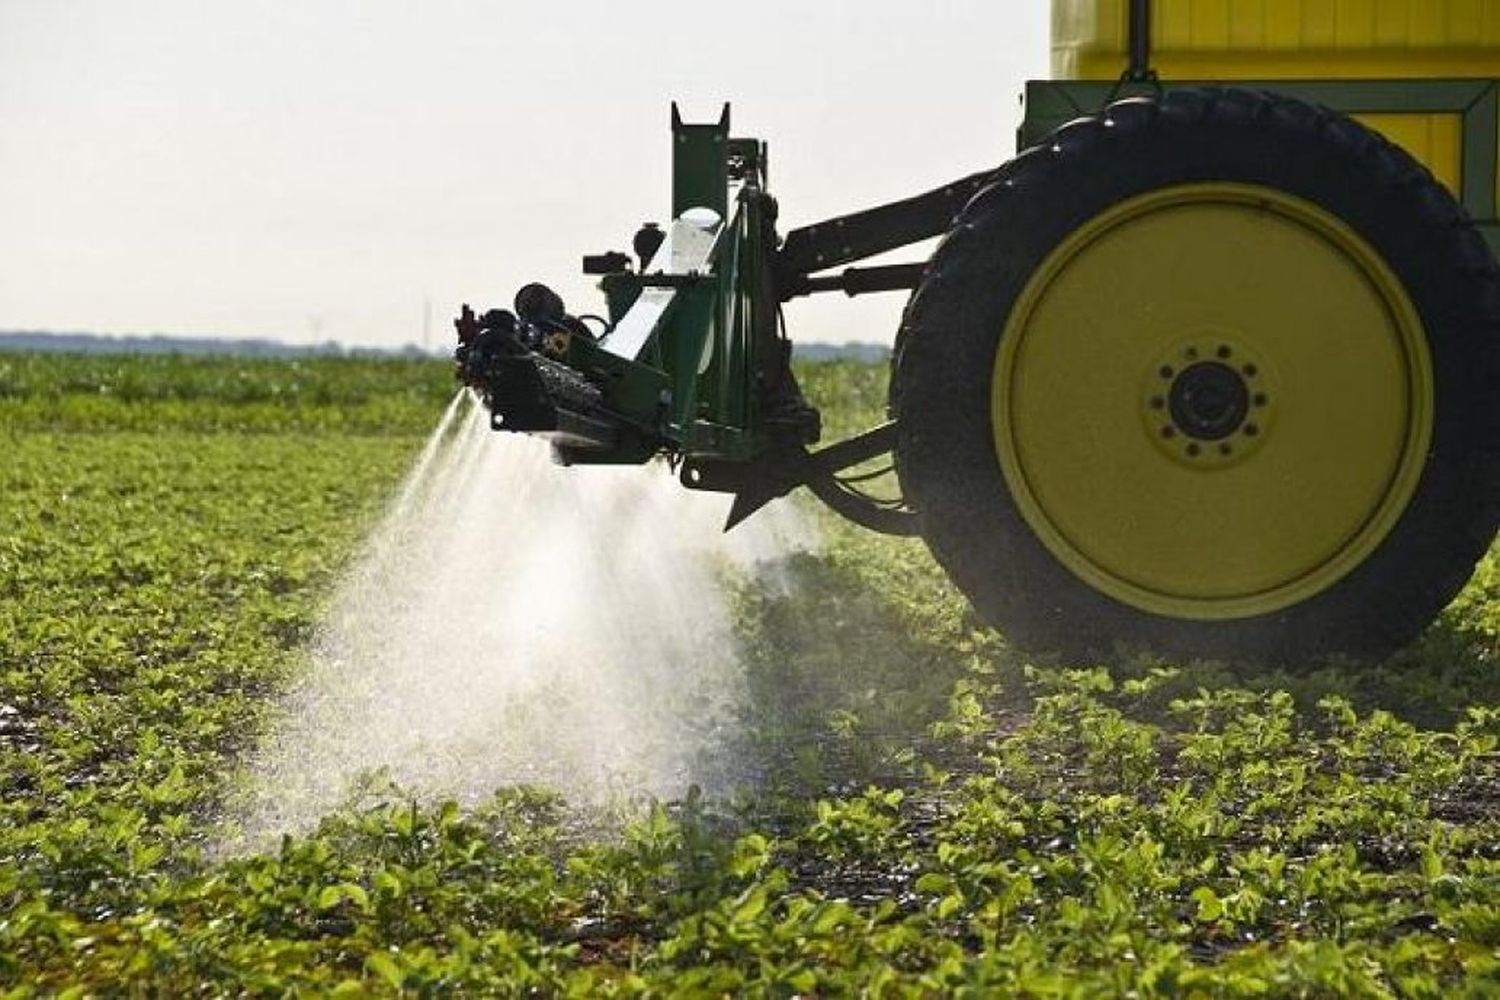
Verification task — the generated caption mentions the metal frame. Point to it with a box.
[456,103,926,530]
[536,104,787,467]
[1021,77,1500,255]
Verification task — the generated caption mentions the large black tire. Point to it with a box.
[894,87,1500,663]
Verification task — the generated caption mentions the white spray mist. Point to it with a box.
[237,391,813,840]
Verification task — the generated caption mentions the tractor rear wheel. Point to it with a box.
[894,88,1500,662]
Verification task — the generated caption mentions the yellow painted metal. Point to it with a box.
[991,183,1434,620]
[1050,1,1498,253]
[1053,0,1500,80]
[1354,112,1463,194]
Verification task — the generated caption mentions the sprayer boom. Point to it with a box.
[456,103,929,534]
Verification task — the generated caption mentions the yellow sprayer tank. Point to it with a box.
[1049,0,1500,199]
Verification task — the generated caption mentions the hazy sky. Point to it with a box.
[0,1,1049,348]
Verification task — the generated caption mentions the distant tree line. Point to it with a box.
[1,330,890,362]
[0,330,438,358]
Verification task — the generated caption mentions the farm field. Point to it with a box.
[1,350,1497,995]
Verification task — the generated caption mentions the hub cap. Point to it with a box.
[1143,339,1273,469]
[1169,362,1246,441]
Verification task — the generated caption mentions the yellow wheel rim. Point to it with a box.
[991,183,1434,620]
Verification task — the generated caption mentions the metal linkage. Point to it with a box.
[682,421,918,535]
[1127,0,1155,84]
[778,262,927,300]
[773,168,997,290]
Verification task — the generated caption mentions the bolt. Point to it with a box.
[1161,426,1176,439]
[1243,363,1258,377]
[1150,396,1165,409]
[1253,393,1268,407]
[1220,443,1232,456]
[1244,423,1260,437]
[1218,345,1232,359]
[1187,443,1201,457]
[1159,365,1174,379]
[1185,347,1199,359]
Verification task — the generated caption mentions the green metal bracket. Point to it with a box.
[671,102,729,221]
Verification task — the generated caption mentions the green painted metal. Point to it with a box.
[671,103,729,220]
[1021,78,1500,257]
[549,104,774,466]
[599,273,642,326]
[661,106,778,462]
[1461,83,1498,222]
[692,140,775,460]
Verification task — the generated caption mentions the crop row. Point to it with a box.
[0,353,1495,994]
[0,351,454,434]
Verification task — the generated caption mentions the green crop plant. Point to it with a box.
[0,351,1495,995]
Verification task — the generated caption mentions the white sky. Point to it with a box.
[0,1,1049,348]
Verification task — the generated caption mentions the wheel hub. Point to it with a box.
[1170,362,1247,440]
[1143,339,1271,468]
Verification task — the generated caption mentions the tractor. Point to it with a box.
[455,0,1499,662]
